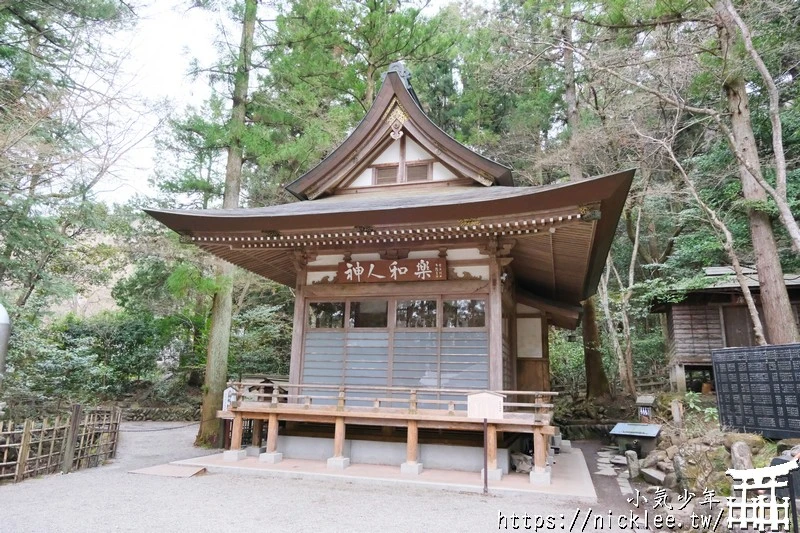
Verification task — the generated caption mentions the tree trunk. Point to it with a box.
[195,0,257,447]
[582,296,610,398]
[715,2,799,345]
[563,15,612,396]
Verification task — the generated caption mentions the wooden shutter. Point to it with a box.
[374,165,398,185]
[406,163,430,182]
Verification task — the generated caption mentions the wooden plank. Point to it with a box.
[406,419,418,463]
[61,404,82,474]
[14,420,32,482]
[304,280,489,298]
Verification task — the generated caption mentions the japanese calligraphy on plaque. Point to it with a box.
[336,258,447,283]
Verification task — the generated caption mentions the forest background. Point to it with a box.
[0,0,797,436]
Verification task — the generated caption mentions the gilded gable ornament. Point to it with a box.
[386,105,408,140]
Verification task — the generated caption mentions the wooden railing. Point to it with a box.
[220,383,557,478]
[229,382,556,418]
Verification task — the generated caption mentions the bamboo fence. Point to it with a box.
[0,405,121,484]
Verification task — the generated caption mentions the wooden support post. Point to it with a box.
[486,424,498,471]
[14,419,32,482]
[266,413,278,453]
[337,387,345,411]
[533,428,547,471]
[401,419,423,475]
[61,404,82,474]
[406,420,418,463]
[251,419,263,447]
[488,255,503,390]
[333,417,345,457]
[230,414,244,451]
[327,416,350,470]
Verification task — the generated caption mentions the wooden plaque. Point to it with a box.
[336,258,447,283]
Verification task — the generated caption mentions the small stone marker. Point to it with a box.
[625,450,640,479]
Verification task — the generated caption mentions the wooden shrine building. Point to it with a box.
[146,64,634,483]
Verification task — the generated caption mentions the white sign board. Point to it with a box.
[467,391,505,420]
[222,386,237,411]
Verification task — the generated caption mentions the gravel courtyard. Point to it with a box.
[0,422,632,533]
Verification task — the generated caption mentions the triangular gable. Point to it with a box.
[285,66,513,200]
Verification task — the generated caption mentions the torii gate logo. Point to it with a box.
[726,458,799,531]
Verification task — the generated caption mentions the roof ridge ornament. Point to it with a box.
[384,61,412,87]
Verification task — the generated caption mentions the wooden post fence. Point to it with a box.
[1,404,121,485]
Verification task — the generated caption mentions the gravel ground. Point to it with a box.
[0,422,634,533]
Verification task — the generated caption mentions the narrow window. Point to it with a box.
[443,299,486,327]
[405,162,430,182]
[373,165,399,185]
[308,302,345,328]
[396,299,437,327]
[349,300,389,327]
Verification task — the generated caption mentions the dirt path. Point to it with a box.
[0,423,641,533]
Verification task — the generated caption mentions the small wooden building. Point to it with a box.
[655,267,800,392]
[146,64,633,478]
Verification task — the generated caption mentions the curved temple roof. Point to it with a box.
[146,169,635,328]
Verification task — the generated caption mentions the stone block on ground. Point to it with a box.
[666,445,679,460]
[730,441,753,471]
[401,462,423,475]
[222,449,246,462]
[657,461,675,473]
[777,439,800,455]
[723,432,764,454]
[481,468,503,481]
[327,456,350,470]
[610,455,628,466]
[259,452,283,464]
[625,450,640,479]
[530,467,551,486]
[641,467,666,486]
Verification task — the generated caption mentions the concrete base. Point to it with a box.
[327,456,350,470]
[481,468,503,481]
[530,467,552,486]
[246,446,266,457]
[561,440,572,452]
[259,452,283,464]
[222,449,246,462]
[400,461,424,475]
[277,434,510,473]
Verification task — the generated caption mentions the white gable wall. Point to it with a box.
[344,136,459,189]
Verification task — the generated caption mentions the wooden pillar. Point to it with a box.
[333,417,345,458]
[533,428,547,472]
[230,413,244,451]
[288,253,309,402]
[406,420,418,463]
[486,424,498,471]
[266,413,279,453]
[489,255,503,390]
[251,419,263,447]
